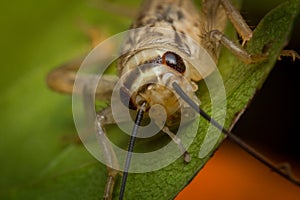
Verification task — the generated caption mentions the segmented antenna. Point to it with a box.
[172,82,300,186]
[119,103,146,200]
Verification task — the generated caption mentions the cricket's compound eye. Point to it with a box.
[162,51,186,73]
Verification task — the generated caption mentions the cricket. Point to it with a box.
[47,0,300,199]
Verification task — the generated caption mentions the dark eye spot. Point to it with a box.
[162,51,186,73]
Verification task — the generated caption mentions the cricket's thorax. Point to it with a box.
[131,0,202,43]
[118,0,227,81]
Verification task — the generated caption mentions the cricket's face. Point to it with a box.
[118,51,199,127]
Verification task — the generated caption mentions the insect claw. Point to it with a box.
[162,127,191,162]
[278,50,300,61]
[241,39,248,47]
[183,151,191,163]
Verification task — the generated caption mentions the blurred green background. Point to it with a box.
[0,0,299,199]
[0,0,137,198]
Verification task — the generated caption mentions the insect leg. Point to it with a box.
[209,29,267,63]
[47,58,118,100]
[83,85,120,200]
[278,49,300,61]
[80,78,119,200]
[47,57,84,95]
[219,0,253,45]
[149,106,191,163]
[47,24,115,96]
[162,127,191,163]
[95,108,120,200]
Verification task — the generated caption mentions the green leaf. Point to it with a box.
[0,0,299,200]
[119,1,300,199]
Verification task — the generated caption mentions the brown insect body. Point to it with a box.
[46,1,282,199]
[116,0,228,126]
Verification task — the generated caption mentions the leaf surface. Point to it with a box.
[0,0,299,199]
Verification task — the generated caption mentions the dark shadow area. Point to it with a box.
[233,12,300,175]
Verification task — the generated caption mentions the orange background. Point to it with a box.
[176,140,300,200]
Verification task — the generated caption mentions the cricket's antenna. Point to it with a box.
[119,102,146,200]
[172,82,300,186]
